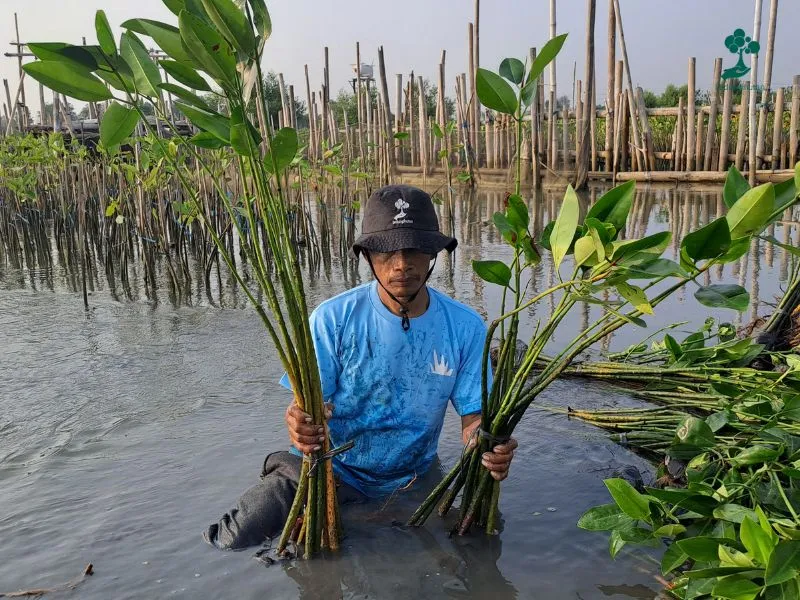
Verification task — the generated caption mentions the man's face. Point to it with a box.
[368,249,434,300]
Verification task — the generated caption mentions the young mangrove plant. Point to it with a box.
[21,0,348,557]
[407,37,800,537]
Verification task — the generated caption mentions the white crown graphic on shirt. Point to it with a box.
[430,350,453,376]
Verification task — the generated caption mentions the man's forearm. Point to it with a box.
[460,413,481,445]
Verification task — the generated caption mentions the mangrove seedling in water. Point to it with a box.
[408,40,800,537]
[22,0,347,557]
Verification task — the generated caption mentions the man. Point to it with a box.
[205,185,516,550]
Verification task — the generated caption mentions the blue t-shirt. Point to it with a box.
[281,281,489,498]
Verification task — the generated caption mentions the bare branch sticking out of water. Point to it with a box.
[0,564,93,598]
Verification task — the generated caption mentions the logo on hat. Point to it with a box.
[393,197,413,225]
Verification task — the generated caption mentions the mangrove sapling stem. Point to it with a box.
[771,471,800,526]
[407,446,475,525]
[278,459,310,552]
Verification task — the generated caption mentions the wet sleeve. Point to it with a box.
[450,319,491,416]
[279,307,340,400]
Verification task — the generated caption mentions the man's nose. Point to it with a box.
[390,250,414,269]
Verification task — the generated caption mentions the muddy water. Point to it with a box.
[1,186,797,599]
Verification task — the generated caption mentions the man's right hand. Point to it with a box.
[284,403,333,454]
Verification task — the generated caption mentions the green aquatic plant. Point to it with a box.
[21,0,343,558]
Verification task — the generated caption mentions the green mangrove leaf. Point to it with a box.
[163,0,186,16]
[520,234,541,265]
[685,566,757,579]
[499,57,525,84]
[706,411,729,432]
[611,231,671,262]
[663,334,683,360]
[675,416,715,448]
[765,541,800,586]
[201,0,256,58]
[661,542,688,575]
[393,131,409,140]
[712,575,762,600]
[616,282,653,315]
[729,445,781,467]
[95,11,117,56]
[520,76,537,108]
[175,101,230,141]
[726,183,775,239]
[179,9,236,88]
[714,504,758,525]
[681,216,731,261]
[526,33,568,86]
[551,185,580,270]
[492,212,517,245]
[768,175,800,224]
[230,122,261,156]
[431,122,444,139]
[189,131,227,148]
[723,165,751,209]
[122,18,192,64]
[586,180,634,235]
[603,478,651,520]
[472,260,512,288]
[476,68,517,115]
[121,31,162,96]
[741,516,777,566]
[718,235,752,264]
[577,503,635,531]
[694,284,749,312]
[159,59,211,91]
[159,83,210,111]
[609,529,625,558]
[27,42,98,70]
[574,235,598,268]
[677,536,733,562]
[765,579,800,600]
[539,220,581,253]
[618,258,687,280]
[249,0,272,49]
[506,194,529,232]
[322,164,342,176]
[22,61,112,102]
[265,127,298,174]
[100,102,140,148]
[762,235,800,258]
[653,524,686,537]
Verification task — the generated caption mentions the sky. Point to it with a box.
[2,0,799,120]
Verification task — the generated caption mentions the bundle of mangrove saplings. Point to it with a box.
[573,348,800,599]
[408,43,800,535]
[21,0,348,557]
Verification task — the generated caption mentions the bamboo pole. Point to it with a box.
[322,47,330,144]
[409,73,417,167]
[620,90,629,171]
[613,90,623,174]
[735,86,750,169]
[304,65,316,159]
[771,86,784,169]
[575,0,596,189]
[355,43,365,165]
[468,23,479,167]
[575,79,583,169]
[548,0,558,171]
[562,106,569,169]
[791,76,799,167]
[718,79,733,171]
[755,0,778,170]
[703,58,722,171]
[686,57,696,171]
[3,80,13,134]
[377,46,396,174]
[748,0,763,184]
[417,75,429,174]
[604,0,615,172]
[591,82,597,171]
[14,14,26,129]
[612,0,645,172]
[395,73,403,164]
[694,109,705,170]
[636,87,656,170]
[474,0,481,129]
[675,95,685,170]
[38,82,46,126]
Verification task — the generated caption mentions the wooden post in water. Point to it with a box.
[38,82,46,126]
[395,73,403,164]
[620,90,629,171]
[304,65,316,159]
[675,95,685,170]
[704,58,722,171]
[408,73,417,166]
[355,43,365,163]
[718,79,733,171]
[575,0,596,189]
[474,0,482,167]
[561,106,569,170]
[377,46,395,174]
[771,86,784,169]
[604,0,615,172]
[791,76,800,167]
[575,80,582,171]
[530,47,542,189]
[755,0,778,169]
[417,75,429,175]
[14,14,26,129]
[548,0,558,171]
[686,58,696,171]
[748,0,763,184]
[468,23,479,167]
[322,47,330,144]
[735,86,750,170]
[613,60,623,172]
[694,109,705,171]
[636,87,656,170]
[613,0,645,172]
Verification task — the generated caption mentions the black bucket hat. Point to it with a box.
[351,185,458,257]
